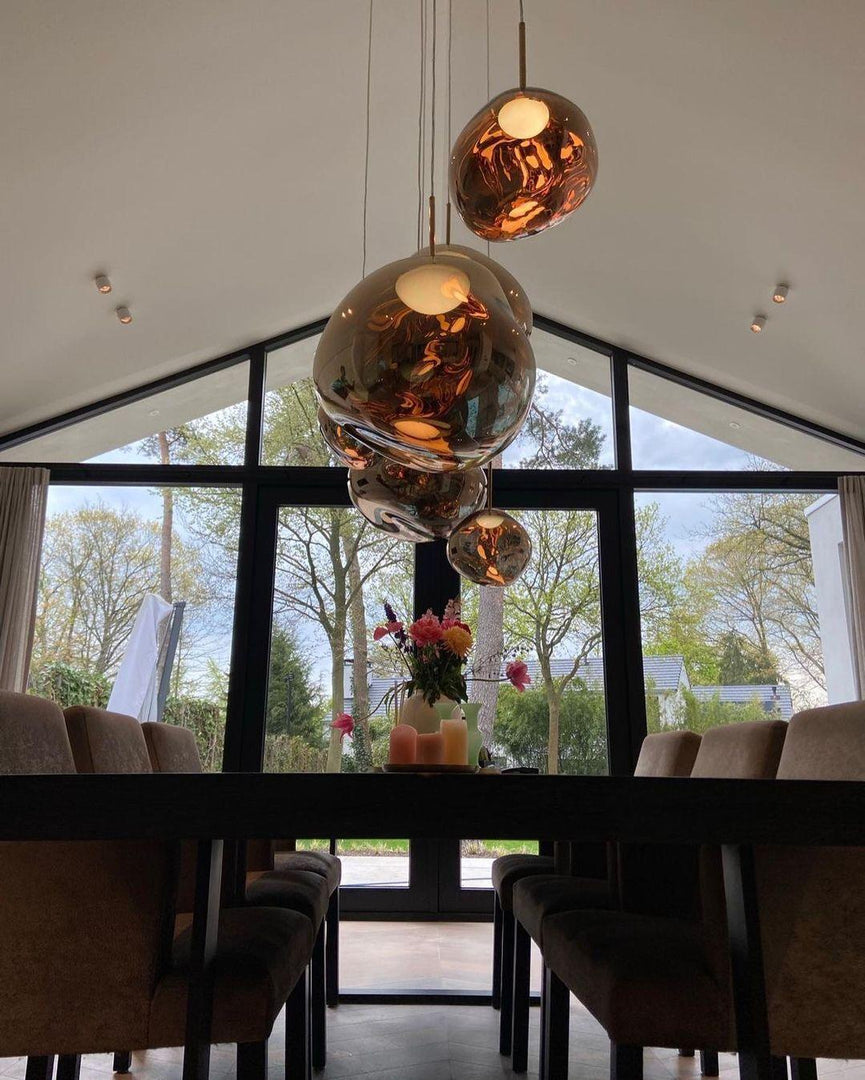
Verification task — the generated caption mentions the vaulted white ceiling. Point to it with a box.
[2,1,865,444]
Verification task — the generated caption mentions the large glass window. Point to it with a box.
[31,484,241,770]
[635,489,831,734]
[629,365,865,472]
[0,363,249,465]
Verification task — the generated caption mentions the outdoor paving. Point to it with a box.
[340,855,493,889]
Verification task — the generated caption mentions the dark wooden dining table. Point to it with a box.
[1,771,863,1080]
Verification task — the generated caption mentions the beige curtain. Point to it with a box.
[839,476,865,699]
[0,467,50,692]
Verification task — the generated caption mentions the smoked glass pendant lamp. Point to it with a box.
[447,463,531,586]
[449,7,597,242]
[349,456,487,543]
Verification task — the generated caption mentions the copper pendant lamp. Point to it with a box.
[313,236,534,473]
[318,408,377,470]
[436,241,532,336]
[349,456,487,543]
[449,3,597,242]
[447,462,531,586]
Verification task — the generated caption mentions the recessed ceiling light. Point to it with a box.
[772,283,789,304]
[567,356,578,366]
[148,409,160,417]
[750,314,766,334]
[115,306,133,325]
[729,421,741,430]
[94,274,112,294]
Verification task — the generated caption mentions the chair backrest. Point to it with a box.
[0,694,174,1056]
[758,703,865,1058]
[690,719,787,779]
[634,730,702,777]
[141,721,203,773]
[0,690,76,774]
[64,706,152,774]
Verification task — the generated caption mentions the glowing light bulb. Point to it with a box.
[497,95,550,139]
[750,315,766,334]
[475,511,506,529]
[395,263,471,315]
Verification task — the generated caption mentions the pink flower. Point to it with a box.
[331,713,354,740]
[409,611,443,647]
[374,620,404,642]
[506,660,531,693]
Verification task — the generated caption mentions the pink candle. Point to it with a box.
[416,732,445,765]
[440,716,468,765]
[389,724,418,765]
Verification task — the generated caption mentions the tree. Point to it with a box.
[33,500,207,679]
[495,684,607,775]
[717,630,780,685]
[265,625,327,746]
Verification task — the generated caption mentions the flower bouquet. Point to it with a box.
[374,598,472,706]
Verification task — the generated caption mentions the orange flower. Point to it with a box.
[442,625,472,659]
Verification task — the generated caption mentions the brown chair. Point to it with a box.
[141,720,332,1070]
[0,691,313,1080]
[539,719,787,1080]
[507,731,701,1073]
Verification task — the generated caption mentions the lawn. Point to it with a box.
[297,838,539,857]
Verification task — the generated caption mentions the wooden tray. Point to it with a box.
[382,763,478,775]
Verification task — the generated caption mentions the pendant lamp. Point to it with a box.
[318,409,376,469]
[349,456,487,543]
[436,243,532,336]
[449,5,597,242]
[447,463,531,586]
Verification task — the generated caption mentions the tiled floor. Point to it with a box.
[2,922,863,1080]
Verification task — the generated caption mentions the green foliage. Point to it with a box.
[266,626,327,744]
[264,734,328,773]
[29,661,110,709]
[163,695,225,772]
[678,689,778,733]
[494,683,607,775]
[717,631,780,685]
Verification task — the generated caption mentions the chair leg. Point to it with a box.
[492,892,503,1010]
[790,1061,817,1080]
[112,1052,132,1074]
[325,887,339,1008]
[311,923,326,1070]
[285,968,310,1080]
[701,1051,719,1076]
[56,1057,80,1080]
[541,965,570,1080]
[499,908,516,1055]
[679,1050,696,1058]
[237,1040,268,1080]
[512,919,531,1073]
[611,1043,643,1080]
[25,1059,55,1080]
[771,1058,790,1080]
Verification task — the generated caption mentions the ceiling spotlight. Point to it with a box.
[94,274,112,294]
[750,315,766,334]
[567,356,579,366]
[729,421,742,430]
[115,306,133,325]
[772,283,789,304]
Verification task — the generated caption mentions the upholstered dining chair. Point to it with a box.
[67,706,325,1075]
[537,719,788,1080]
[140,719,334,1070]
[505,730,702,1074]
[0,690,314,1080]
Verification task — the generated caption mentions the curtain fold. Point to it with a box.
[839,475,865,700]
[0,467,50,692]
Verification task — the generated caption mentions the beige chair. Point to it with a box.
[0,690,313,1080]
[506,731,701,1074]
[141,719,333,1070]
[539,719,787,1080]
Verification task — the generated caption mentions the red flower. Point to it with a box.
[331,713,354,740]
[409,612,443,646]
[374,620,404,641]
[506,660,531,693]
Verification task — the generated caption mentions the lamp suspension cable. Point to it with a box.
[417,0,426,250]
[428,0,438,256]
[518,0,526,90]
[445,0,453,244]
[486,460,493,510]
[485,0,491,258]
[361,0,374,277]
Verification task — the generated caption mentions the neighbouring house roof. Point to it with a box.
[642,655,689,692]
[687,684,794,721]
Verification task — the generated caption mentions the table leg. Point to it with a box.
[182,838,223,1080]
[722,844,775,1080]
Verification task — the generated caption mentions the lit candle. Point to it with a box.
[440,715,468,766]
[416,732,445,765]
[389,724,418,765]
